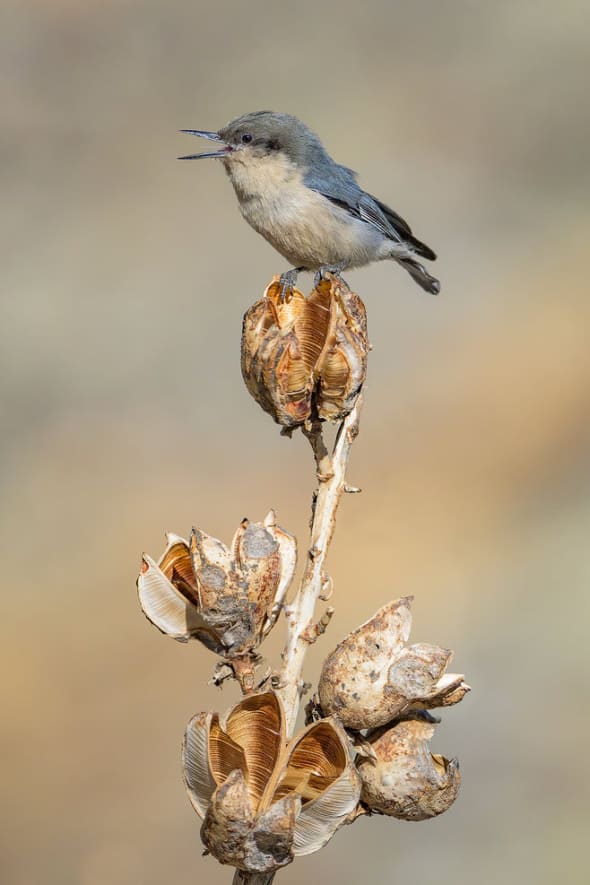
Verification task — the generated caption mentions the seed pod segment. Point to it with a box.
[357,718,461,820]
[318,597,469,729]
[137,511,296,657]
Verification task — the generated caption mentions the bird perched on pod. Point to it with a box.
[357,718,461,821]
[179,111,440,295]
[241,273,368,427]
[183,691,361,873]
[137,510,296,662]
[318,597,470,730]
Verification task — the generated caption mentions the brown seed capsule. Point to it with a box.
[241,274,369,427]
[357,719,461,821]
[183,691,361,872]
[318,597,470,729]
[137,510,296,659]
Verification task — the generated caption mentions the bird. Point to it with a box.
[179,111,439,296]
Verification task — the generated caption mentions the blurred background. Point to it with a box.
[2,1,589,882]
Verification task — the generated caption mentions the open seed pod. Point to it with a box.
[137,510,296,658]
[241,274,369,427]
[318,597,470,730]
[357,718,461,820]
[183,691,361,873]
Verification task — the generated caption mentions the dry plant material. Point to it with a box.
[357,718,461,820]
[183,691,360,873]
[137,510,296,657]
[137,275,470,883]
[241,274,369,427]
[318,596,470,729]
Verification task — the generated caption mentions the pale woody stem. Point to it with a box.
[232,871,276,885]
[231,397,362,884]
[278,395,363,737]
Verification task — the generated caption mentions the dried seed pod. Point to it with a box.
[241,274,369,427]
[200,770,301,872]
[357,719,461,820]
[318,597,469,729]
[183,691,361,872]
[137,510,296,658]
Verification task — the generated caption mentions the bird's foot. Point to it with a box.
[278,267,304,302]
[314,263,349,290]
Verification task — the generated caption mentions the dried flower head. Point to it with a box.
[183,691,361,873]
[357,718,461,820]
[241,274,369,427]
[318,597,470,730]
[137,510,296,659]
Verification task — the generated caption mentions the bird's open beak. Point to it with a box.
[178,130,233,160]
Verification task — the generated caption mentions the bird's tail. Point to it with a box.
[397,255,440,294]
[407,234,436,261]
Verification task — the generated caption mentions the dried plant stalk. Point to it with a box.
[229,402,362,885]
[278,396,363,737]
[137,276,468,885]
[233,873,276,885]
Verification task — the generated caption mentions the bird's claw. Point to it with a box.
[278,267,303,302]
[314,264,349,290]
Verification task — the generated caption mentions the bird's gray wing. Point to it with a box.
[357,193,407,243]
[305,164,436,260]
[359,194,437,260]
[364,196,413,240]
[368,196,436,260]
[304,164,406,244]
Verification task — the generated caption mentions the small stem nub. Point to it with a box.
[302,606,335,643]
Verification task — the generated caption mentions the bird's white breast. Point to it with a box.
[223,153,381,269]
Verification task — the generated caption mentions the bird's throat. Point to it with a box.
[223,152,299,202]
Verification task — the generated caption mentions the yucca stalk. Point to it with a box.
[137,274,469,883]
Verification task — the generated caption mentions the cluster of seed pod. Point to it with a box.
[137,277,470,876]
[318,595,469,822]
[241,273,369,427]
[168,595,468,872]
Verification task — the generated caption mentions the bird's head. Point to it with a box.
[179,111,326,174]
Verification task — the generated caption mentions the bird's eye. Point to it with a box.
[241,133,253,144]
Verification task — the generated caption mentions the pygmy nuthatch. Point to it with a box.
[179,111,440,295]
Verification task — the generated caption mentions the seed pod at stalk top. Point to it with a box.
[357,718,461,821]
[318,597,470,730]
[241,274,369,428]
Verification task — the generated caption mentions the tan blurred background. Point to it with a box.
[2,1,589,882]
